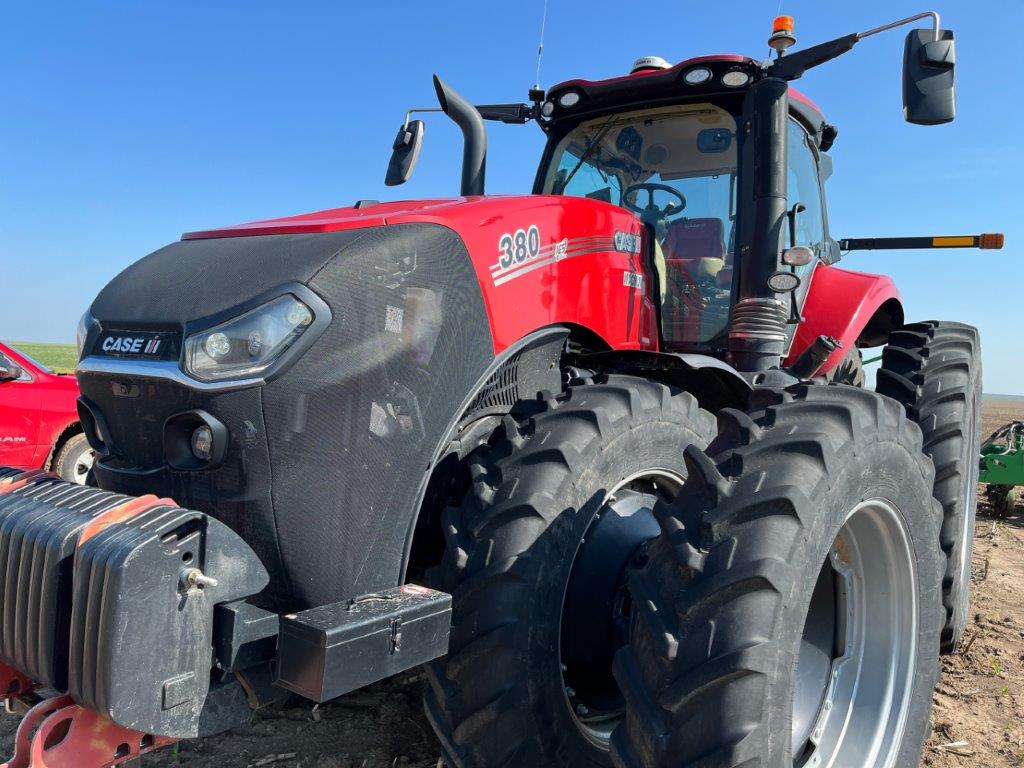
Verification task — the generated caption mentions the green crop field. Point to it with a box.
[4,341,78,373]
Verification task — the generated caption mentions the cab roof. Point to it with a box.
[546,54,825,132]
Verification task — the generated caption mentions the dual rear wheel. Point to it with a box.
[427,371,957,767]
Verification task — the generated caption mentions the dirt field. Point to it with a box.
[922,399,1024,768]
[2,400,1022,767]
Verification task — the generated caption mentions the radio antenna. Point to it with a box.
[534,0,549,90]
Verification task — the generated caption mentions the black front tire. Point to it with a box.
[877,321,982,652]
[612,385,944,768]
[424,374,715,768]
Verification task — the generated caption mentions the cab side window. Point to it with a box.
[786,120,825,273]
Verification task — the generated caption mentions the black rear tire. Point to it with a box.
[877,321,982,652]
[825,346,865,387]
[424,374,715,768]
[611,385,944,768]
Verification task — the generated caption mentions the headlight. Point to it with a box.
[183,295,314,382]
[76,309,95,358]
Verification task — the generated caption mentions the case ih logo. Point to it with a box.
[101,336,162,355]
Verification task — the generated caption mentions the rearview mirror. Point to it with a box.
[903,28,956,125]
[0,362,23,382]
[385,119,425,186]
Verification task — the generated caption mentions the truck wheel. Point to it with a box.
[424,374,715,768]
[612,385,943,768]
[52,433,95,485]
[877,321,982,652]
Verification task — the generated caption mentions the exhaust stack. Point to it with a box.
[433,75,487,196]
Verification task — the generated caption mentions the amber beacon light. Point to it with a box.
[769,15,797,54]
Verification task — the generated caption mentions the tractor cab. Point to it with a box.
[387,11,973,374]
[533,55,831,353]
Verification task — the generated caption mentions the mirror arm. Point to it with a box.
[475,103,535,124]
[858,11,940,43]
[787,203,806,248]
[401,107,442,130]
[768,33,860,81]
[768,9,942,81]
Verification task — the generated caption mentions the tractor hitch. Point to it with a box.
[1,694,176,768]
[0,662,33,703]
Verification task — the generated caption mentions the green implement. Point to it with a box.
[980,421,1024,518]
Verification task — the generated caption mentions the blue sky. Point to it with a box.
[2,1,1022,393]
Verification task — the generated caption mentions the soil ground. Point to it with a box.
[2,400,1022,767]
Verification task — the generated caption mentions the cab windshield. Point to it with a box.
[541,103,739,348]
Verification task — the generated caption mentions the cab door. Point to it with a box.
[0,349,41,468]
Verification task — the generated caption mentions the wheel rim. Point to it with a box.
[72,449,95,485]
[793,499,918,768]
[559,469,684,749]
[955,392,980,594]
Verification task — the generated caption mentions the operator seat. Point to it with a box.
[664,217,726,271]
[661,217,728,344]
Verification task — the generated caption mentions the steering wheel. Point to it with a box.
[622,183,687,222]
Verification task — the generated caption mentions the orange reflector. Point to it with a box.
[773,15,794,33]
[932,236,974,247]
[980,232,1005,249]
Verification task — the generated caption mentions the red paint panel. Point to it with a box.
[182,199,459,239]
[787,264,901,375]
[183,196,658,355]
[392,195,656,354]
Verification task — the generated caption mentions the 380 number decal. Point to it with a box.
[498,225,541,269]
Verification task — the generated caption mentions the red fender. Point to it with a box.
[786,264,903,376]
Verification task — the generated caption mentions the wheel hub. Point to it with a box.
[793,499,917,767]
[560,470,682,748]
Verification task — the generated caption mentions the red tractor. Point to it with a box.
[0,11,1002,768]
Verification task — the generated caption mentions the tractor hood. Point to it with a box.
[90,198,486,326]
[182,198,473,239]
[79,217,498,612]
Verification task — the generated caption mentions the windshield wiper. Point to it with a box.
[559,115,617,191]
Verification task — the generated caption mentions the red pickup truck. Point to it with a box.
[0,341,93,483]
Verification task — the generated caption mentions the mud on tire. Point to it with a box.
[611,385,944,768]
[424,374,715,768]
[877,321,982,652]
